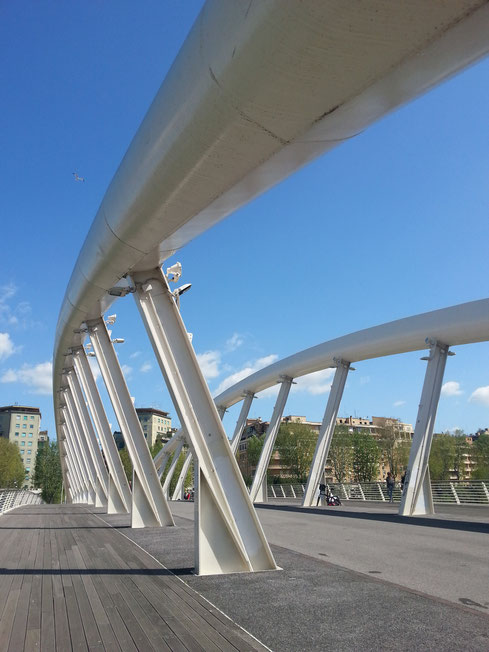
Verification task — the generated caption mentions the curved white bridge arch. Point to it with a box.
[53,1,489,575]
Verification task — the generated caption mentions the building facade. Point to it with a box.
[0,405,42,487]
[135,408,172,448]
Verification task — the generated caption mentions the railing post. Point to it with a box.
[359,484,366,501]
[450,482,461,504]
[481,482,489,502]
[130,268,277,574]
[72,346,132,514]
[302,360,350,507]
[86,317,174,528]
[378,483,386,501]
[66,368,109,508]
[250,377,293,504]
[399,340,451,516]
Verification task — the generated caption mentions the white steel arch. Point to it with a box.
[54,2,489,574]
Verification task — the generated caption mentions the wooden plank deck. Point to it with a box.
[0,505,266,652]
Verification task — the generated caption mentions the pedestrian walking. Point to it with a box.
[386,471,395,503]
[316,483,327,506]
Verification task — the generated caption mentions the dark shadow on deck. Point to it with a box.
[0,567,194,576]
[255,503,489,534]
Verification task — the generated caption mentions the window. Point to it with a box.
[20,450,24,455]
[23,416,27,420]
[16,415,20,420]
[28,442,32,446]
[22,433,26,437]
[30,416,34,420]
[26,458,31,463]
[29,425,33,429]
[15,432,19,437]
[22,425,26,429]
[21,442,25,446]
[25,467,30,472]
[28,433,32,437]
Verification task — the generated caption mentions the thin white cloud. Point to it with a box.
[121,364,132,379]
[225,333,244,352]
[0,332,15,361]
[469,386,489,406]
[292,368,335,396]
[441,381,463,397]
[0,284,35,329]
[1,361,52,395]
[213,354,279,396]
[359,376,371,385]
[393,400,406,407]
[129,351,141,359]
[197,351,221,380]
[140,362,152,373]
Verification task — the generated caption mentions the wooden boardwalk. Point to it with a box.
[0,504,266,652]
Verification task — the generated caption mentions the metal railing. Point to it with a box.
[267,481,489,505]
[0,489,43,515]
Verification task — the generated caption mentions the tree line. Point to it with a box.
[242,423,489,484]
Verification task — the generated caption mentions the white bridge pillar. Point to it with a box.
[171,449,193,500]
[72,346,131,514]
[86,317,174,528]
[131,268,277,575]
[61,437,81,502]
[61,418,92,504]
[63,385,106,508]
[230,392,255,455]
[250,377,293,504]
[162,437,185,499]
[302,360,351,507]
[66,368,109,509]
[399,339,452,516]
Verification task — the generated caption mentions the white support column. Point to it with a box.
[62,409,94,504]
[162,438,185,499]
[62,424,90,503]
[131,268,277,575]
[62,441,80,502]
[171,449,193,500]
[86,317,174,528]
[58,438,73,503]
[230,392,255,455]
[66,368,109,508]
[72,346,131,514]
[250,377,293,504]
[64,386,106,508]
[302,360,350,507]
[399,340,451,516]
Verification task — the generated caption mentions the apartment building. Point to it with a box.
[0,405,42,487]
[135,408,172,448]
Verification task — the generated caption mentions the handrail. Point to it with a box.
[265,481,489,506]
[0,489,43,515]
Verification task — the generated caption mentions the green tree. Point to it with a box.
[33,442,63,503]
[327,426,353,482]
[377,423,411,479]
[275,423,317,482]
[452,434,469,480]
[119,446,133,483]
[471,434,489,479]
[0,437,25,488]
[246,435,265,468]
[159,449,193,495]
[429,434,456,481]
[351,430,380,482]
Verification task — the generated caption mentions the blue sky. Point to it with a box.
[1,2,488,439]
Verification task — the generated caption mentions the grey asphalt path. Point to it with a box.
[97,501,489,651]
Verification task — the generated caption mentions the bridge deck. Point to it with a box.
[0,504,264,652]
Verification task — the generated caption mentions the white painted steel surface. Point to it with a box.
[53,1,489,569]
[215,300,489,408]
[399,341,450,516]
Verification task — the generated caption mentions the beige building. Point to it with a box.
[135,408,172,448]
[0,405,42,487]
